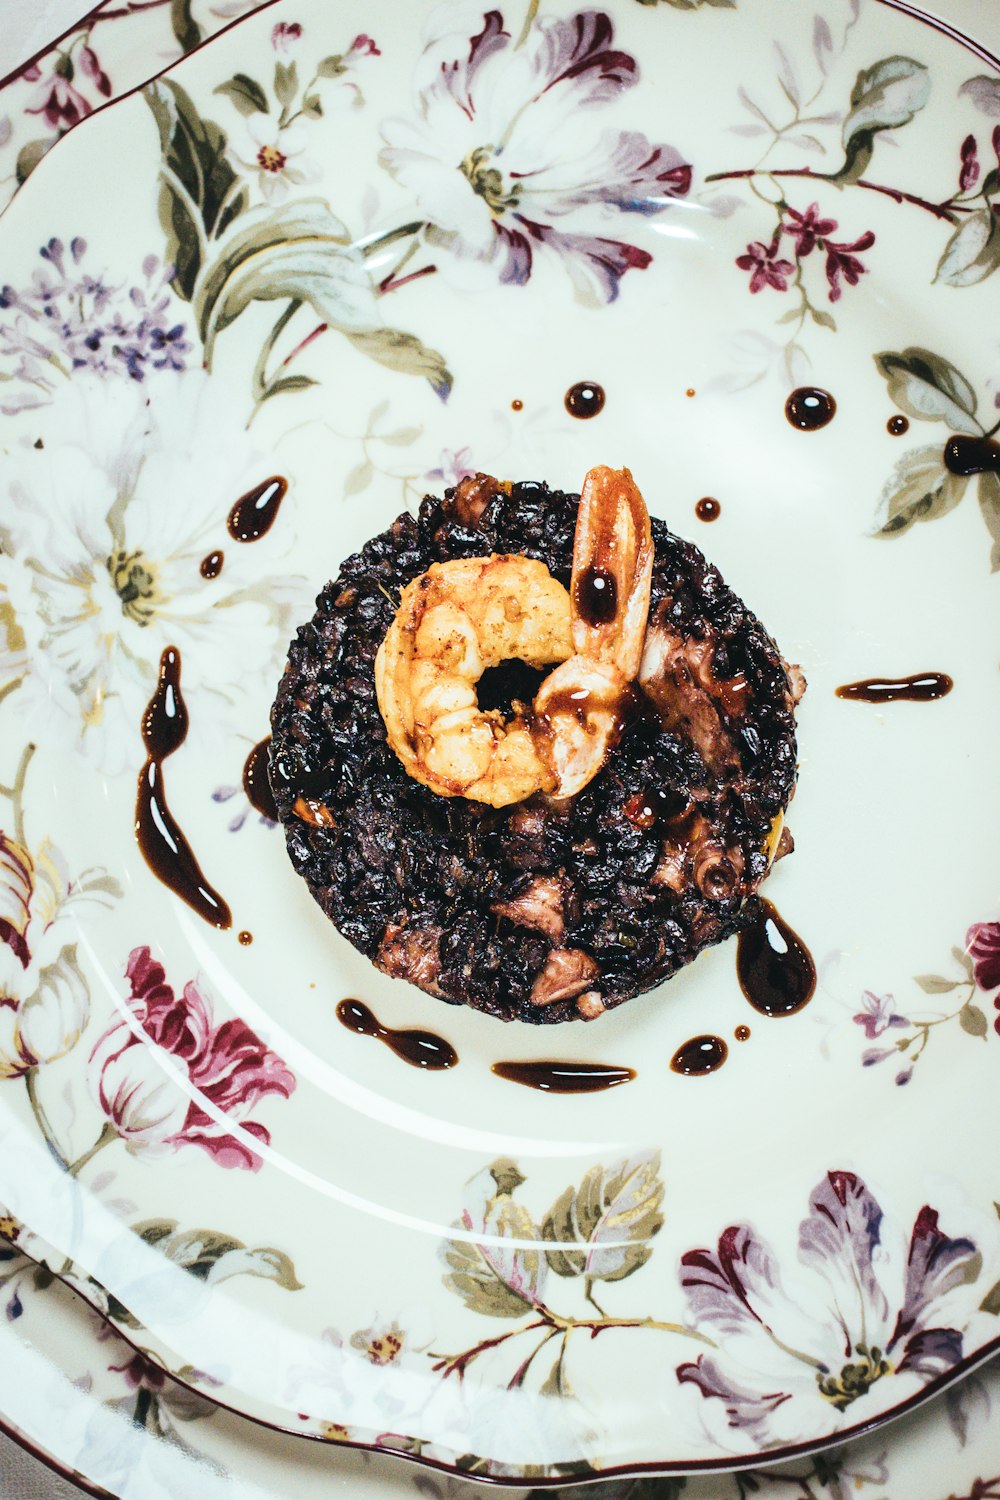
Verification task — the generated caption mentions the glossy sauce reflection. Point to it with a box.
[670,1035,728,1075]
[492,1060,635,1093]
[836,673,952,703]
[336,999,458,1070]
[243,737,279,821]
[135,647,232,929]
[737,900,815,1017]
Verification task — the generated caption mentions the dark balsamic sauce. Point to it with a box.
[336,999,458,1070]
[136,647,232,930]
[565,382,605,419]
[200,550,224,579]
[836,673,953,703]
[734,1024,751,1042]
[238,930,253,946]
[786,388,836,430]
[511,399,524,412]
[492,1060,635,1093]
[243,737,279,821]
[670,1035,728,1075]
[737,900,815,1017]
[575,567,617,626]
[943,435,1000,476]
[887,415,909,436]
[695,497,721,522]
[227,476,288,542]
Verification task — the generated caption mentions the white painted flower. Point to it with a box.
[0,829,118,1079]
[0,372,305,775]
[288,1307,437,1446]
[237,116,318,203]
[380,6,691,304]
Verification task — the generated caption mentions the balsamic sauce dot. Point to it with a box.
[695,497,721,522]
[565,381,605,419]
[785,388,836,431]
[887,415,909,436]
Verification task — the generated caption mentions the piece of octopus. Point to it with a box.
[375,922,447,997]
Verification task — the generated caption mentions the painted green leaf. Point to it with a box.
[953,945,976,979]
[215,73,269,116]
[441,1164,546,1318]
[379,426,422,447]
[978,470,1000,572]
[542,1152,664,1283]
[346,328,453,400]
[15,138,50,185]
[936,210,1000,288]
[873,349,979,431]
[634,0,734,7]
[275,61,299,109]
[343,458,374,497]
[959,1002,988,1038]
[915,974,959,994]
[875,444,968,536]
[144,79,248,302]
[981,1277,1000,1315]
[318,54,347,77]
[170,0,201,53]
[205,1246,303,1289]
[302,95,323,119]
[132,1224,302,1289]
[261,374,318,405]
[160,1373,217,1423]
[196,198,376,363]
[838,57,930,180]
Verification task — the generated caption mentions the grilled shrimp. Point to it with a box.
[374,466,653,808]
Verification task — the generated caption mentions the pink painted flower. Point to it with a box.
[25,72,91,130]
[348,34,380,58]
[967,921,1000,993]
[736,237,794,294]
[824,231,875,302]
[853,990,908,1040]
[90,947,295,1170]
[783,201,837,258]
[426,447,477,488]
[271,22,302,53]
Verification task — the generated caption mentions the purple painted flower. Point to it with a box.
[348,33,380,58]
[271,22,303,53]
[824,231,875,302]
[853,990,908,1040]
[736,237,795,294]
[967,921,1000,992]
[0,240,191,410]
[783,201,837,257]
[25,72,90,130]
[380,9,690,304]
[426,446,477,488]
[676,1171,980,1449]
[212,784,276,833]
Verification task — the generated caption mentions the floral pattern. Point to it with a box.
[0,370,303,773]
[89,946,296,1170]
[677,1171,981,1447]
[0,0,998,1482]
[0,824,118,1080]
[379,8,691,304]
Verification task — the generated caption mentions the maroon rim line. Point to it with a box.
[0,1408,113,1500]
[0,0,285,227]
[0,0,998,1488]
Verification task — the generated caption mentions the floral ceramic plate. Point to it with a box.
[2,1231,1000,1500]
[1,0,1000,1482]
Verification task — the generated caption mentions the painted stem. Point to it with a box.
[704,166,963,224]
[25,1069,68,1172]
[253,298,301,399]
[65,1124,117,1179]
[514,0,540,49]
[8,742,35,848]
[89,0,172,21]
[379,264,437,296]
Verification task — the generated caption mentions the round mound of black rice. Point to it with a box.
[270,476,800,1025]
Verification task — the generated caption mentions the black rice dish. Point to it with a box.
[270,475,803,1024]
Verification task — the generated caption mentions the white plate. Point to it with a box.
[1,0,1000,1480]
